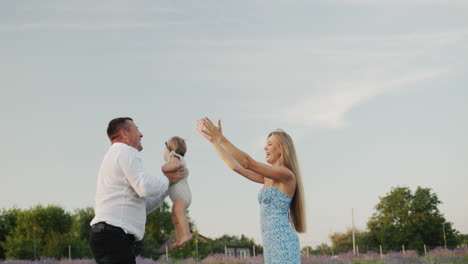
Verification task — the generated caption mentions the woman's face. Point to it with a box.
[264,135,282,165]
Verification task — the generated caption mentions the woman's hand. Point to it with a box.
[196,117,223,143]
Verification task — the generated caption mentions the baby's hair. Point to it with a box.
[165,136,187,156]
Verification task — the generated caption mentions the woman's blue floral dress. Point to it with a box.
[258,186,300,264]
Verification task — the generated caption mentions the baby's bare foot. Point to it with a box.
[176,234,192,247]
[169,242,179,249]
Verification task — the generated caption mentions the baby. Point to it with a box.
[161,136,192,248]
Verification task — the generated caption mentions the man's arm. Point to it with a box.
[146,165,187,213]
[145,189,168,214]
[119,148,169,197]
[164,167,187,184]
[161,155,182,173]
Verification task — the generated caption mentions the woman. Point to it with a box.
[196,117,306,264]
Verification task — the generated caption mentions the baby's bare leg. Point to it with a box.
[170,205,181,248]
[173,197,192,247]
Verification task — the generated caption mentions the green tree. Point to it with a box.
[0,204,265,260]
[136,202,177,258]
[367,186,459,252]
[0,208,20,259]
[209,234,261,254]
[68,207,94,258]
[301,243,335,256]
[314,243,333,255]
[2,205,73,259]
[168,233,262,260]
[168,231,213,260]
[329,228,370,254]
[301,245,313,255]
[458,234,468,247]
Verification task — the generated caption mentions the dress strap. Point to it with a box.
[169,150,184,160]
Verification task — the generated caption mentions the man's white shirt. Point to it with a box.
[90,142,169,241]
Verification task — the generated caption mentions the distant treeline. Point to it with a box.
[0,203,262,260]
[1,186,466,260]
[302,186,466,255]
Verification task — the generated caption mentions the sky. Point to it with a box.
[1,0,467,249]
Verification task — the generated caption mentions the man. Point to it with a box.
[89,117,186,264]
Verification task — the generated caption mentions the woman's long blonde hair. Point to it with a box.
[268,130,306,233]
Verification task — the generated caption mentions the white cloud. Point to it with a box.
[243,30,465,128]
[266,69,448,128]
[164,31,464,129]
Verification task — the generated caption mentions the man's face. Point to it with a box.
[124,120,143,151]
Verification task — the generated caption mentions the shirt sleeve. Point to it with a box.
[118,147,169,198]
[145,189,169,214]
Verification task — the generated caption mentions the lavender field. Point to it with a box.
[1,248,468,264]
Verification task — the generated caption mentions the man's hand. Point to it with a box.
[164,167,188,184]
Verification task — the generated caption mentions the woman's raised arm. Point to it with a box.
[247,160,294,183]
[197,121,263,183]
[197,118,294,184]
[211,141,264,184]
[197,118,253,168]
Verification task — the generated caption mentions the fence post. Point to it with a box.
[379,245,382,258]
[33,226,37,260]
[165,245,169,261]
[352,208,356,254]
[424,244,427,255]
[195,238,199,261]
[402,245,405,254]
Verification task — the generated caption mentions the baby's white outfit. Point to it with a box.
[167,151,192,208]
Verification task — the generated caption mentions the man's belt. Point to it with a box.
[91,222,135,241]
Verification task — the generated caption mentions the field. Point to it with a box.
[1,247,468,264]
